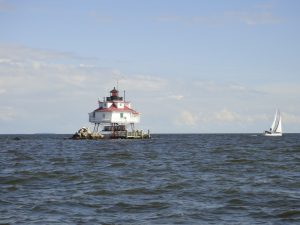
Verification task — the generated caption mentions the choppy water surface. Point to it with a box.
[1,134,300,224]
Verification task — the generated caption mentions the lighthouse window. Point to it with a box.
[120,113,123,118]
[103,113,105,118]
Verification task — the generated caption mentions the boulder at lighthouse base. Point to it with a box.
[71,127,104,140]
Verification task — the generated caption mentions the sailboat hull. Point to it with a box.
[263,132,282,137]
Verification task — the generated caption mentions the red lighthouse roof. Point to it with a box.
[95,105,139,114]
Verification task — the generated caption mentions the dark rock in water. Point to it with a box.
[71,127,104,140]
[13,137,21,141]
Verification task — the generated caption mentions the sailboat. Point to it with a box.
[264,110,282,136]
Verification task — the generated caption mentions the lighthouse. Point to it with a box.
[88,87,149,138]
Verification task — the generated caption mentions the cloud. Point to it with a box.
[167,95,184,101]
[282,112,300,124]
[79,63,96,68]
[155,3,282,27]
[0,45,116,91]
[173,108,270,129]
[0,45,112,117]
[193,80,262,96]
[215,109,240,122]
[213,108,272,123]
[119,75,167,92]
[225,11,282,25]
[155,14,224,26]
[0,44,169,97]
[258,83,300,95]
[175,110,199,126]
[0,106,16,121]
[0,44,93,63]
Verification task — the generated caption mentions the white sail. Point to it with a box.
[275,113,282,133]
[270,110,278,132]
[264,109,282,136]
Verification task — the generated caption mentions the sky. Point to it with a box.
[0,0,300,133]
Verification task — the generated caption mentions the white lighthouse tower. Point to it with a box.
[88,87,148,138]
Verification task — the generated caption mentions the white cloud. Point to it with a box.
[193,80,261,96]
[167,95,184,101]
[0,44,89,63]
[211,109,269,124]
[119,75,167,92]
[228,84,247,91]
[0,106,16,121]
[282,112,300,124]
[0,58,11,64]
[155,14,223,26]
[175,110,199,126]
[258,83,300,95]
[0,44,168,98]
[173,108,270,129]
[225,11,282,25]
[155,4,282,27]
[79,63,96,68]
[215,108,240,122]
[0,45,112,95]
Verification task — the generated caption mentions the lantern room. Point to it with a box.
[106,87,123,101]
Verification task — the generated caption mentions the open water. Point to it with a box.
[1,134,300,224]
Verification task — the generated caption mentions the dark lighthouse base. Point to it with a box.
[71,127,151,140]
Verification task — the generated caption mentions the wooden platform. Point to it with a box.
[110,130,151,139]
